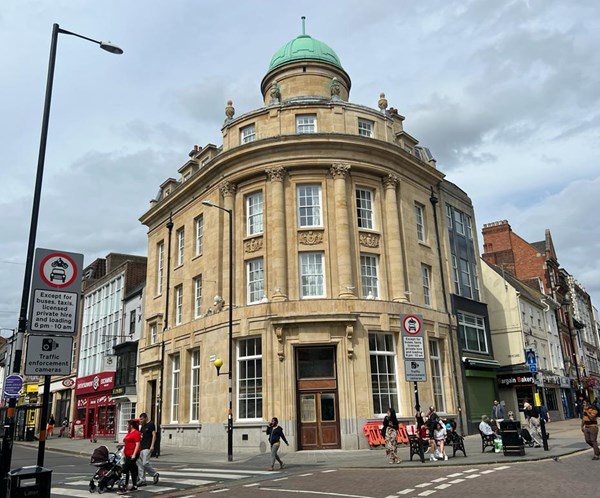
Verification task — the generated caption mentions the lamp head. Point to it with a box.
[202,200,215,207]
[99,41,124,54]
[213,358,223,376]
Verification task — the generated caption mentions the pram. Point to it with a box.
[89,444,125,493]
[520,427,536,447]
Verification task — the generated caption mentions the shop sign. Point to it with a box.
[497,374,536,386]
[112,386,126,396]
[541,373,561,386]
[560,376,571,388]
[75,371,114,395]
[26,384,39,393]
[62,378,76,388]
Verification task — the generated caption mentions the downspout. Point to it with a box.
[429,186,464,434]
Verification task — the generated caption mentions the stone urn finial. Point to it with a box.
[225,100,235,121]
[378,92,388,111]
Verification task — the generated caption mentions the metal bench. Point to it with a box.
[479,429,497,452]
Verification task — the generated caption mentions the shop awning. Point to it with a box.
[462,356,500,368]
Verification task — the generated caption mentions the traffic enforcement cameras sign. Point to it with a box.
[25,335,73,376]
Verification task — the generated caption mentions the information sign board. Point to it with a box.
[28,248,83,335]
[24,335,73,376]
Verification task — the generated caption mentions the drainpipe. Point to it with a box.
[430,185,464,434]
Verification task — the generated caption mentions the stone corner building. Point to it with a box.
[137,25,481,453]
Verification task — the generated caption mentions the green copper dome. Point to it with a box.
[268,34,343,72]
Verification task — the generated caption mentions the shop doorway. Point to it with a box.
[295,346,340,450]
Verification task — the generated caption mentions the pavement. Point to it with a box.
[14,418,591,470]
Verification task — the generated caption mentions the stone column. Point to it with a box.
[265,168,288,301]
[331,163,355,298]
[382,174,407,302]
[220,181,236,305]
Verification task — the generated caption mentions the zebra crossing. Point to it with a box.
[50,466,278,497]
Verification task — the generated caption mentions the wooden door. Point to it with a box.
[296,346,340,449]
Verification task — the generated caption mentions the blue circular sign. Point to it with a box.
[4,374,23,397]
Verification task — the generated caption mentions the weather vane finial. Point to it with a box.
[301,16,306,36]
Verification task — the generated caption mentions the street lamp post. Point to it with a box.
[202,200,234,461]
[0,23,122,495]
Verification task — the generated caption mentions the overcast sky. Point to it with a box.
[1,0,599,332]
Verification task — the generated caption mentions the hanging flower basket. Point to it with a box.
[581,376,600,389]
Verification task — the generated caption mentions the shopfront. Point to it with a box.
[497,372,537,418]
[74,372,116,439]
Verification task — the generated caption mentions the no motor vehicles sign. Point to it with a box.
[28,248,83,336]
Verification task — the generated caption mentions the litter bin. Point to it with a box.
[8,466,52,498]
[500,420,525,456]
[25,427,35,442]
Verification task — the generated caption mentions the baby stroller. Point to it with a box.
[89,444,125,493]
[520,427,536,447]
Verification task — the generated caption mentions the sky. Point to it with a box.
[1,0,599,332]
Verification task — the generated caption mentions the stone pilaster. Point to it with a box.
[331,163,355,298]
[265,168,288,301]
[220,181,236,306]
[382,174,407,302]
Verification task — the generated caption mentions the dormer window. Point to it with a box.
[241,124,256,144]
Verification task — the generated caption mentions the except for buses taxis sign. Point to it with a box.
[400,314,427,382]
[28,248,83,335]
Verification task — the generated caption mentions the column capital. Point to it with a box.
[330,163,351,179]
[219,181,237,198]
[382,174,400,190]
[265,167,286,182]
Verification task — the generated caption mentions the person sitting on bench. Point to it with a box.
[479,415,499,437]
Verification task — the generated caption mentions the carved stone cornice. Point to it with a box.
[244,237,263,253]
[359,232,380,248]
[382,174,400,190]
[265,167,286,182]
[298,230,324,245]
[330,163,350,179]
[219,181,237,198]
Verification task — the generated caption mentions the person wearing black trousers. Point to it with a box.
[266,417,289,470]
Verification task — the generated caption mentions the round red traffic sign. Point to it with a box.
[403,315,422,335]
[39,252,78,289]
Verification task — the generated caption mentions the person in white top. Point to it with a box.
[429,420,448,461]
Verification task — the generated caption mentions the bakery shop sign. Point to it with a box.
[497,374,536,386]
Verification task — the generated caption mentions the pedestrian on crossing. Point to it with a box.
[266,417,289,470]
[118,419,141,494]
[137,413,160,486]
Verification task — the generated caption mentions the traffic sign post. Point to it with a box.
[400,314,426,413]
[526,349,537,373]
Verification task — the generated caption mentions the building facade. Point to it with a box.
[75,253,146,439]
[481,260,566,422]
[482,221,579,417]
[137,27,482,453]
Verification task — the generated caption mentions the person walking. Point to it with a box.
[137,413,160,486]
[491,400,506,425]
[382,407,401,464]
[47,415,55,437]
[118,419,141,494]
[59,417,68,438]
[523,401,542,447]
[581,400,600,460]
[266,417,289,470]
